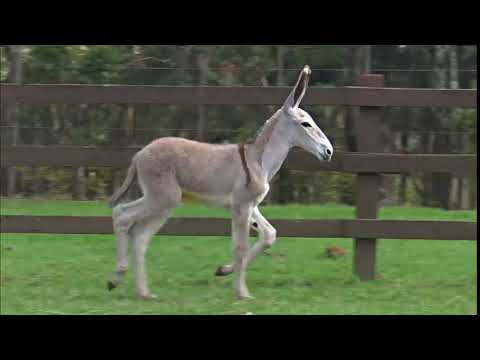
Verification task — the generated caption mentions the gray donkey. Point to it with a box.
[108,65,333,300]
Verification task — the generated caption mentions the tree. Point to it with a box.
[4,45,23,197]
[430,45,453,210]
[343,45,371,152]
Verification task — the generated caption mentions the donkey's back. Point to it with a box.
[139,137,242,196]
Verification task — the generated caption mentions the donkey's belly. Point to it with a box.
[181,189,232,207]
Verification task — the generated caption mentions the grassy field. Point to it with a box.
[0,198,477,315]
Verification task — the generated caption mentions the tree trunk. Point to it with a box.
[449,45,459,89]
[0,62,7,196]
[462,179,472,210]
[432,132,451,209]
[126,105,136,143]
[30,125,43,196]
[125,104,141,199]
[343,45,371,152]
[448,46,463,210]
[398,131,409,204]
[459,134,471,209]
[73,104,88,200]
[109,104,139,200]
[344,46,359,152]
[196,52,209,141]
[6,45,23,197]
[429,45,452,210]
[276,45,286,86]
[74,167,87,200]
[268,45,287,204]
[362,45,371,73]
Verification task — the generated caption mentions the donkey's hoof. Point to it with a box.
[236,289,255,300]
[107,280,117,291]
[139,293,158,300]
[214,265,233,277]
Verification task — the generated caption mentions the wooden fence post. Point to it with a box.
[353,74,385,280]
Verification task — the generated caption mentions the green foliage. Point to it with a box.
[16,167,72,197]
[27,45,73,83]
[74,46,129,84]
[332,172,356,205]
[0,47,9,81]
[452,109,476,131]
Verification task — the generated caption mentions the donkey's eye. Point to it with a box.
[301,122,312,128]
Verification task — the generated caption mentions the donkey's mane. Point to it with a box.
[245,110,281,148]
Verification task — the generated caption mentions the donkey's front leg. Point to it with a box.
[231,204,254,299]
[245,207,276,265]
[215,206,276,277]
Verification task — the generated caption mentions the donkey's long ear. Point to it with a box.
[283,65,311,110]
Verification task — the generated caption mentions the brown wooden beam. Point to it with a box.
[0,215,476,240]
[1,84,476,107]
[1,146,476,177]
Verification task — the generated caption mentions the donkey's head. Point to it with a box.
[280,65,333,161]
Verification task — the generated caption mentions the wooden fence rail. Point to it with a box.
[1,146,476,177]
[0,75,477,282]
[1,84,477,107]
[1,216,476,240]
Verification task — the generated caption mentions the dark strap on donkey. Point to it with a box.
[237,143,251,187]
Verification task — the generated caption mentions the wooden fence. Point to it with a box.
[0,74,477,280]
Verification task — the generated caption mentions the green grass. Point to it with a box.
[1,198,477,315]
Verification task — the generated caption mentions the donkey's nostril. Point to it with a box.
[326,148,332,156]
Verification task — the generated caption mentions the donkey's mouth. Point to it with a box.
[317,151,331,162]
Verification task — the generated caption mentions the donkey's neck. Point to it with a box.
[261,128,292,181]
[251,112,292,181]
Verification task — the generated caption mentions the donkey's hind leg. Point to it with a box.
[131,211,171,299]
[109,195,172,291]
[129,169,182,299]
[109,197,145,291]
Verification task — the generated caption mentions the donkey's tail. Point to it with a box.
[108,154,138,208]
